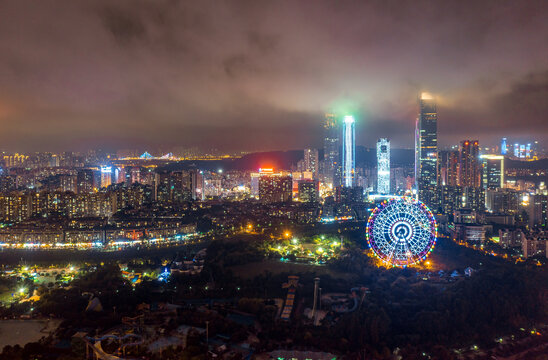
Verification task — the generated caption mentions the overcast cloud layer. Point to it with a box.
[0,0,547,152]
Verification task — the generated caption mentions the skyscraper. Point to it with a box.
[459,140,481,188]
[415,93,438,209]
[303,148,319,179]
[438,150,459,186]
[342,115,355,188]
[377,138,390,194]
[480,154,504,189]
[501,138,507,155]
[322,113,340,188]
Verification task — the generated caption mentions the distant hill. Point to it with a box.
[505,158,548,169]
[160,147,415,172]
[356,147,414,167]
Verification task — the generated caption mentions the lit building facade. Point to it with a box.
[459,140,481,188]
[303,148,319,179]
[501,138,507,155]
[415,93,438,209]
[485,188,520,214]
[376,138,390,194]
[259,175,292,203]
[526,195,548,229]
[342,115,355,188]
[100,166,113,189]
[298,180,319,203]
[438,150,459,186]
[480,154,504,189]
[77,169,95,193]
[322,113,340,188]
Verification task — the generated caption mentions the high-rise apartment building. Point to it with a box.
[438,150,459,186]
[415,93,438,209]
[303,148,319,179]
[76,169,94,193]
[377,138,390,194]
[298,179,319,203]
[259,175,292,203]
[342,115,355,188]
[459,140,481,188]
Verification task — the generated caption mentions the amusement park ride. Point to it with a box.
[366,197,438,268]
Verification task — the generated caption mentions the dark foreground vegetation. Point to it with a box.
[0,230,547,359]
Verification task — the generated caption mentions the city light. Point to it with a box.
[420,92,433,100]
[342,115,355,188]
[0,3,544,359]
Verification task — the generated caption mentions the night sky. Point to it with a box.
[0,0,547,152]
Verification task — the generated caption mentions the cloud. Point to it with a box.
[0,0,546,152]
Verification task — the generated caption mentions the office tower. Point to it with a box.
[259,175,292,203]
[376,138,390,194]
[480,154,504,189]
[342,115,355,188]
[415,93,438,208]
[501,138,507,155]
[323,113,340,188]
[438,150,459,186]
[298,179,319,203]
[77,169,94,193]
[303,148,319,179]
[459,140,481,188]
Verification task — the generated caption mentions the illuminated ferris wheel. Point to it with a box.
[366,197,437,267]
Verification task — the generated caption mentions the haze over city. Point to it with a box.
[0,0,547,152]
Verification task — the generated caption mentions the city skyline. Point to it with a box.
[0,1,547,152]
[0,2,547,360]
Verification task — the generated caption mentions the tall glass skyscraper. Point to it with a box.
[342,115,355,188]
[415,93,438,209]
[377,138,390,194]
[323,113,340,188]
